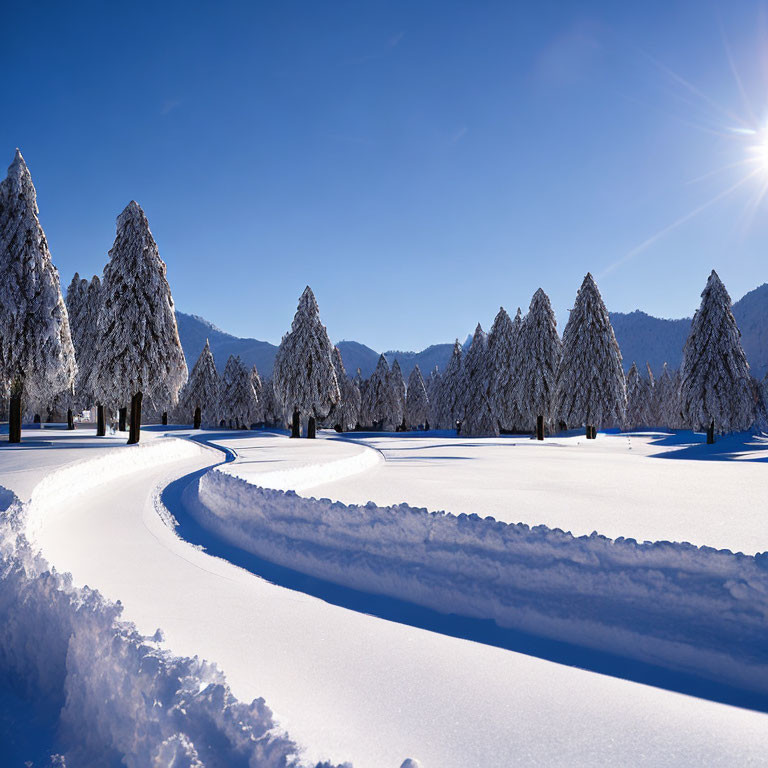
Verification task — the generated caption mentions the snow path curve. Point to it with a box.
[24,430,768,767]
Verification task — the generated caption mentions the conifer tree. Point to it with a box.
[325,347,361,431]
[405,364,429,429]
[426,365,441,430]
[389,358,406,430]
[220,355,259,429]
[90,201,187,443]
[486,307,520,433]
[624,362,649,430]
[680,270,754,438]
[644,362,658,425]
[250,365,266,424]
[433,341,464,430]
[177,340,221,428]
[515,289,562,437]
[261,379,284,428]
[273,286,339,438]
[555,273,626,437]
[461,324,499,436]
[353,368,367,428]
[0,150,77,442]
[362,354,400,430]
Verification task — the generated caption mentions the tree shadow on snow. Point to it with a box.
[161,455,768,717]
[643,430,768,463]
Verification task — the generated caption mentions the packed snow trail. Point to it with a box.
[25,429,768,766]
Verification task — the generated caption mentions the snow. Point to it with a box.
[11,428,768,766]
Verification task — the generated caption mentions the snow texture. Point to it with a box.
[219,355,259,429]
[0,150,76,413]
[90,201,187,413]
[250,365,266,423]
[195,458,768,696]
[460,325,498,436]
[0,440,332,768]
[177,340,221,427]
[555,273,626,429]
[680,270,755,433]
[515,289,562,432]
[404,365,429,429]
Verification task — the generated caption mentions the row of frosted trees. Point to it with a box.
[1,149,761,444]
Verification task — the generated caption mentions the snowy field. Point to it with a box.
[6,427,768,766]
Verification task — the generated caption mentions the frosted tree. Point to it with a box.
[554,273,626,438]
[389,358,407,430]
[405,364,429,429]
[515,289,562,438]
[219,355,259,429]
[426,365,441,430]
[323,347,361,432]
[89,201,187,442]
[487,307,522,433]
[432,341,464,430]
[644,362,659,425]
[261,379,284,428]
[273,286,339,438]
[0,150,77,442]
[361,354,401,430]
[680,270,754,440]
[250,365,266,424]
[624,362,652,430]
[353,368,368,428]
[461,324,499,436]
[177,340,221,428]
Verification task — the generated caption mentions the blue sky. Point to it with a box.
[3,0,768,351]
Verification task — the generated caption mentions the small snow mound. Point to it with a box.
[400,759,422,768]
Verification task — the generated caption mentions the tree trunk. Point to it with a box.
[97,404,106,437]
[193,406,201,430]
[118,407,127,432]
[536,414,544,441]
[586,424,594,439]
[425,420,430,431]
[307,415,316,439]
[67,408,75,430]
[128,392,143,445]
[290,410,300,438]
[33,413,40,424]
[707,419,715,445]
[162,411,168,425]
[9,391,21,444]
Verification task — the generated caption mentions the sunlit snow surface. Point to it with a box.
[16,427,768,766]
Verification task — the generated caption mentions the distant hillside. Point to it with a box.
[177,281,768,383]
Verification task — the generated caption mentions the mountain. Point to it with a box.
[177,281,768,383]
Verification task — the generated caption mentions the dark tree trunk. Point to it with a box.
[97,404,106,437]
[9,391,21,444]
[586,424,594,439]
[118,407,127,432]
[162,411,168,425]
[67,408,75,430]
[425,420,430,431]
[290,410,300,438]
[400,418,407,432]
[334,423,342,433]
[193,406,202,430]
[307,415,316,439]
[707,420,715,444]
[33,413,40,424]
[536,414,544,441]
[128,392,143,445]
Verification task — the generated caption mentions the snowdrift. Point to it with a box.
[1,439,343,768]
[197,467,768,697]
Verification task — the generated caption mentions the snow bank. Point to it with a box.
[197,469,768,696]
[1,440,345,767]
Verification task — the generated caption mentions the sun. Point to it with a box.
[746,124,768,175]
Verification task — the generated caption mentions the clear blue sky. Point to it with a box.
[3,0,768,351]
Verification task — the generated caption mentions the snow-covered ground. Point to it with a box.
[306,430,768,554]
[13,427,768,766]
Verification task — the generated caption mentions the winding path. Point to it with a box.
[20,429,768,767]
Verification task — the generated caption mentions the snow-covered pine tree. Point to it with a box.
[353,368,367,428]
[273,286,339,438]
[389,359,407,430]
[324,346,361,431]
[554,273,626,437]
[515,289,562,438]
[90,201,187,443]
[76,275,103,415]
[0,150,77,442]
[625,362,647,430]
[361,354,399,430]
[261,379,284,428]
[405,364,429,429]
[177,339,221,428]
[461,324,499,436]
[219,355,259,429]
[487,307,523,433]
[644,362,658,426]
[426,365,441,430]
[250,365,266,424]
[432,340,464,430]
[680,270,754,439]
